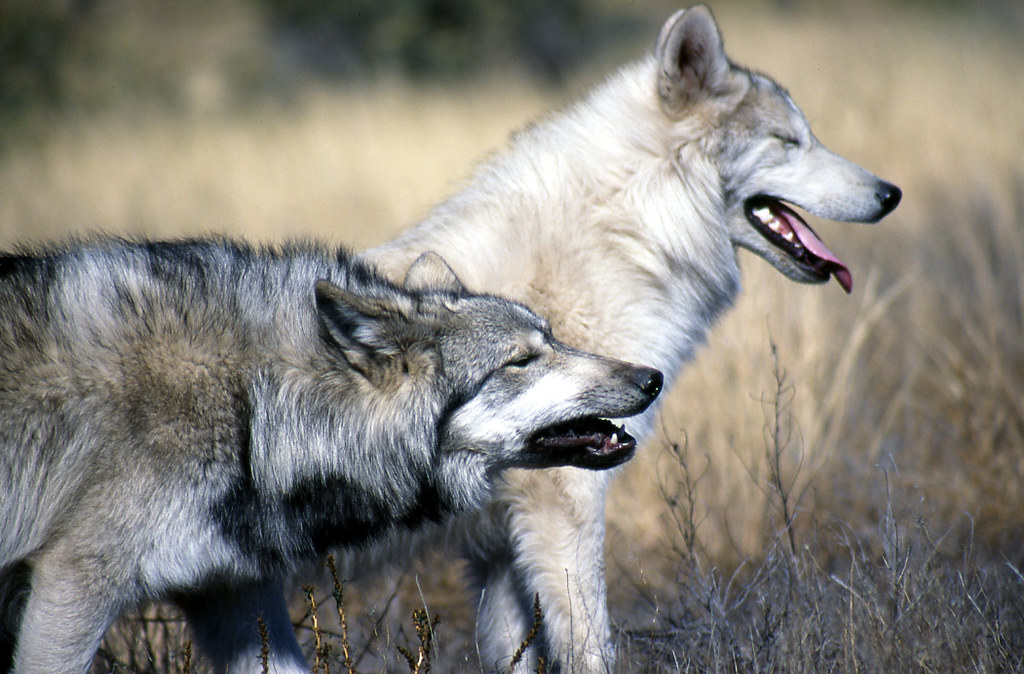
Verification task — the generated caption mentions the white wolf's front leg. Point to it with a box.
[178,579,308,674]
[475,467,614,674]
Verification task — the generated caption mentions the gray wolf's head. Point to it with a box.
[656,5,901,293]
[315,252,662,492]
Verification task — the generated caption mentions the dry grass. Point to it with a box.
[0,81,549,251]
[3,2,1022,671]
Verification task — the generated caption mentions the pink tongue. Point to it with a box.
[775,205,853,294]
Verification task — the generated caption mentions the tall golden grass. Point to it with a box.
[2,1,1022,670]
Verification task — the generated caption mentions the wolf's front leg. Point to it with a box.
[469,550,536,673]
[13,551,123,674]
[178,579,308,674]
[476,467,614,674]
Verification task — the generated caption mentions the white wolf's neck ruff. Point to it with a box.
[373,56,741,388]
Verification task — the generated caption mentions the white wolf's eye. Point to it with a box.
[772,133,801,148]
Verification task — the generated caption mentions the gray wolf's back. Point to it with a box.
[0,238,358,564]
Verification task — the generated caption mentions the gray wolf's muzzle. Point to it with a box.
[529,364,663,471]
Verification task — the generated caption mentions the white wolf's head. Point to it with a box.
[656,5,901,293]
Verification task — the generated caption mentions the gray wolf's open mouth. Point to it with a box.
[531,417,636,469]
[745,196,853,293]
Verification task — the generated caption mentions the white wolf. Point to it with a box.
[361,6,902,671]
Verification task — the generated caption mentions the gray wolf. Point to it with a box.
[359,5,903,672]
[0,238,663,674]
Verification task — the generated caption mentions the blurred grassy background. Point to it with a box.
[2,0,1023,670]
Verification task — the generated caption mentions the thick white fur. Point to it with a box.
[361,6,898,671]
[367,59,716,672]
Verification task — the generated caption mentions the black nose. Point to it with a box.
[636,368,664,399]
[876,182,902,217]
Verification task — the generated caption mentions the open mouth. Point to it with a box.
[530,417,637,469]
[745,196,853,293]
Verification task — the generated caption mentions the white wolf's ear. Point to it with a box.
[315,280,406,379]
[656,5,736,117]
[403,251,466,294]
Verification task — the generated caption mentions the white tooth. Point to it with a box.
[753,207,772,224]
[783,231,796,243]
[610,433,618,445]
[769,219,783,233]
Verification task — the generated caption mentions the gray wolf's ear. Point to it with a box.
[403,251,466,294]
[315,280,404,379]
[656,5,734,116]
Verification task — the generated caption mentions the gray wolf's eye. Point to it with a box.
[505,353,538,369]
